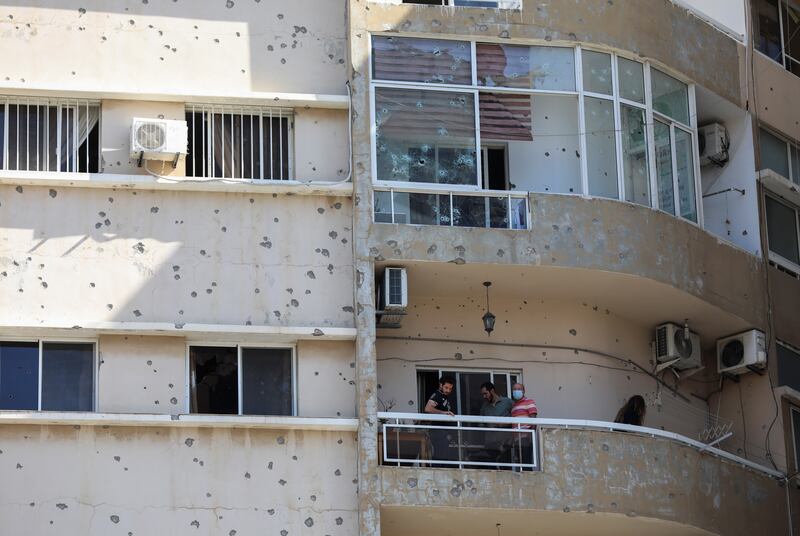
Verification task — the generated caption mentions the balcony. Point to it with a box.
[377,412,791,536]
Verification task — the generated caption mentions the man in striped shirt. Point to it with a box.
[510,383,538,469]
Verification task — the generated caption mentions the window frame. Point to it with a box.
[759,125,799,185]
[184,103,295,181]
[184,342,297,417]
[755,0,800,75]
[369,34,703,226]
[0,96,102,174]
[0,338,99,412]
[416,366,523,415]
[764,192,800,274]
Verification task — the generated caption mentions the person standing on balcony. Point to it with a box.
[479,381,513,465]
[614,395,647,426]
[424,376,456,466]
[510,383,538,469]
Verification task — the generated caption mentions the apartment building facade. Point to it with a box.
[0,0,798,535]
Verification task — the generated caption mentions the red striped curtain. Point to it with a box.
[479,93,532,142]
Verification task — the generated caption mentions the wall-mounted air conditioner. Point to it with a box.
[377,267,407,328]
[130,118,188,164]
[717,329,767,375]
[655,322,702,370]
[698,123,729,167]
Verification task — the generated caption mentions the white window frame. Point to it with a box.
[417,366,523,415]
[368,34,703,226]
[0,338,99,412]
[765,192,800,275]
[759,125,799,185]
[184,342,297,416]
[755,0,800,75]
[1,96,101,174]
[184,103,295,181]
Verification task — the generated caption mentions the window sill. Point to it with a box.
[0,170,352,197]
[0,411,358,431]
[760,169,800,208]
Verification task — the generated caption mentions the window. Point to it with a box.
[400,0,520,7]
[417,368,521,416]
[189,345,294,416]
[185,104,292,180]
[791,405,800,471]
[0,97,100,173]
[754,0,800,77]
[760,127,800,185]
[0,341,96,411]
[765,194,800,271]
[371,36,701,225]
[778,342,800,392]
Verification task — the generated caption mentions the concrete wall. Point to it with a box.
[0,184,354,329]
[0,0,347,96]
[377,296,713,440]
[0,424,357,535]
[379,428,792,536]
[753,52,800,143]
[679,0,746,38]
[770,267,800,350]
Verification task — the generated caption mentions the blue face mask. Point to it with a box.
[512,390,524,401]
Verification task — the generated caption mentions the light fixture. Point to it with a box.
[482,281,496,336]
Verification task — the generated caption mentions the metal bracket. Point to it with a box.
[172,152,180,169]
[136,151,144,168]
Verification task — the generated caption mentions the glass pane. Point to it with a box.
[451,195,509,228]
[621,105,650,206]
[760,128,790,178]
[652,69,690,125]
[674,128,697,222]
[241,348,293,416]
[41,343,94,412]
[618,57,645,103]
[778,344,800,392]
[493,374,509,398]
[477,44,575,91]
[190,346,238,414]
[754,0,783,61]
[459,372,491,416]
[372,36,472,85]
[392,191,451,225]
[510,197,527,229]
[374,190,393,223]
[584,97,618,198]
[0,341,39,410]
[654,121,675,215]
[582,50,613,95]
[375,87,477,185]
[766,196,800,264]
[792,144,800,185]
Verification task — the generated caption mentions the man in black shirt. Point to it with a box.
[424,376,456,466]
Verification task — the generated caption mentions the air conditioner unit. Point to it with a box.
[698,123,729,167]
[377,267,408,328]
[130,118,188,162]
[717,329,767,375]
[655,322,702,370]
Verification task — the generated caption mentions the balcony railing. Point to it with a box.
[373,187,530,230]
[371,0,521,8]
[377,412,785,478]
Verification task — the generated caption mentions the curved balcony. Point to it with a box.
[377,413,791,536]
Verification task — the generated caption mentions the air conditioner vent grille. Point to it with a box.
[721,339,745,368]
[135,122,166,151]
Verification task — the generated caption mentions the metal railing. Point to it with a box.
[373,0,521,7]
[380,413,538,470]
[1,96,100,173]
[373,186,530,230]
[377,412,785,478]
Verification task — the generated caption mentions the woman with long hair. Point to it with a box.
[614,395,647,426]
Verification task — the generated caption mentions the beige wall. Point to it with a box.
[294,108,350,182]
[0,424,357,535]
[0,184,354,328]
[0,0,347,96]
[377,296,713,441]
[754,52,800,143]
[297,340,357,419]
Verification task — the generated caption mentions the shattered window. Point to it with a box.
[476,44,575,91]
[375,87,478,185]
[652,68,690,125]
[372,36,472,85]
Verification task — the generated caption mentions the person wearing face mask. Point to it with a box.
[510,383,538,470]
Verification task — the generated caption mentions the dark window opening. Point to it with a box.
[41,343,94,411]
[190,346,238,415]
[0,341,39,410]
[242,348,293,416]
[484,146,509,190]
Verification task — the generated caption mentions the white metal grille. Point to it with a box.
[0,96,101,173]
[185,104,293,180]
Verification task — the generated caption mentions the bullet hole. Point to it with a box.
[278,479,287,486]
[185,438,195,447]
[200,250,206,256]
[132,242,145,254]
[342,306,354,312]
[106,304,113,310]
[281,58,286,64]
[56,503,68,510]
[41,282,48,288]
[49,189,57,198]
[15,186,23,193]
[254,288,260,294]
[150,207,159,213]
[306,271,316,279]
[249,198,254,203]
[110,515,120,524]
[191,292,197,298]
[190,520,200,529]
[304,517,314,527]
[313,329,324,337]
[334,202,342,209]
[226,0,234,7]
[221,226,227,232]
[336,517,343,525]
[95,223,102,229]
[206,288,212,294]
[273,311,281,318]
[244,472,251,479]
[133,310,142,317]
[229,531,237,536]
[329,231,338,239]
[78,7,86,13]
[334,469,341,476]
